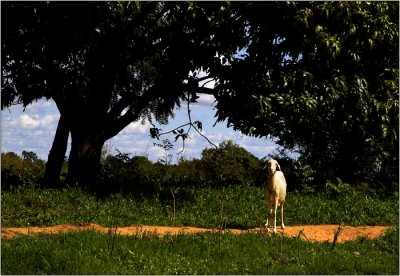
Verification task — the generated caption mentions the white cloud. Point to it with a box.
[2,97,283,163]
[176,90,216,113]
[41,115,57,126]
[122,120,149,135]
[2,101,62,160]
[20,114,41,128]
[19,114,58,129]
[196,94,216,107]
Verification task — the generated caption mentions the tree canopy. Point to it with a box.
[2,1,243,187]
[2,1,398,189]
[212,1,399,188]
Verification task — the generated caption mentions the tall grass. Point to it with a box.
[2,184,398,275]
[2,228,398,274]
[2,184,398,228]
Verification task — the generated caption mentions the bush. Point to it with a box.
[97,153,163,197]
[267,150,316,193]
[198,140,264,186]
[95,141,266,197]
[1,152,45,190]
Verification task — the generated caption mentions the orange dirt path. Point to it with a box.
[1,223,391,243]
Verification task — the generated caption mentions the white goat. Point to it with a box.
[264,159,287,234]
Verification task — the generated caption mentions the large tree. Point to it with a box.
[2,2,398,190]
[213,2,399,189]
[2,1,244,188]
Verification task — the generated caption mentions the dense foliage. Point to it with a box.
[1,1,243,187]
[2,2,398,190]
[1,152,47,189]
[2,135,397,197]
[213,2,399,190]
[97,140,266,196]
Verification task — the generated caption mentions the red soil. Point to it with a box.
[1,223,391,243]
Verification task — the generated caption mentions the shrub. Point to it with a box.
[199,140,264,186]
[1,152,45,190]
[97,153,163,197]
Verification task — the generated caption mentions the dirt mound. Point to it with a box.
[1,223,391,243]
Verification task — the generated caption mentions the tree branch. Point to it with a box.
[195,86,217,95]
[192,123,217,148]
[154,92,218,153]
[107,94,135,121]
[102,84,164,141]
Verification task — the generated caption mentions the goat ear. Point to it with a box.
[277,163,282,171]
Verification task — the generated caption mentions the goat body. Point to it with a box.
[265,159,287,234]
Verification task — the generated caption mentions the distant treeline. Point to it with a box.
[1,140,397,197]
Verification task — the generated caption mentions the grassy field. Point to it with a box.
[2,185,398,274]
[2,228,398,274]
[1,185,398,228]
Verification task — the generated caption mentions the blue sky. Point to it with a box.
[2,94,280,163]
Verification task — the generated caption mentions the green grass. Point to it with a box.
[2,185,398,228]
[2,185,398,275]
[2,227,398,274]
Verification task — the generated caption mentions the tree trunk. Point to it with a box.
[42,114,69,188]
[66,128,105,191]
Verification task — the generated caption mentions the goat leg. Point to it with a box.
[280,202,285,229]
[265,190,271,229]
[273,197,279,234]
